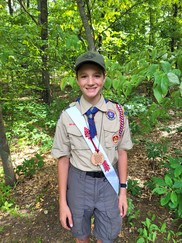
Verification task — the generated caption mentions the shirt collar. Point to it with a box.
[77,95,107,115]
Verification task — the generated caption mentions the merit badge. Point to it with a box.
[112,135,119,144]
[106,110,116,120]
[91,151,104,166]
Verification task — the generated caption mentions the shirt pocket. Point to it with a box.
[67,126,89,150]
[103,121,120,148]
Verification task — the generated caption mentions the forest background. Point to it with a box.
[0,0,182,242]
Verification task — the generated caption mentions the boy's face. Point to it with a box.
[76,63,106,105]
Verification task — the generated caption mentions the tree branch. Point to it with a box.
[76,0,95,51]
[98,1,144,37]
[17,0,38,25]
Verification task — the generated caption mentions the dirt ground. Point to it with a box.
[0,119,181,243]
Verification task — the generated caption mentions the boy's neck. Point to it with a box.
[83,94,102,106]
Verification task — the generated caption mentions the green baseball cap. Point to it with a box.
[75,51,105,71]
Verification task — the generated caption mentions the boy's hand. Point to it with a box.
[59,203,73,230]
[118,190,128,218]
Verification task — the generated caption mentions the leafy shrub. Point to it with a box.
[145,140,168,169]
[137,213,182,243]
[128,179,142,197]
[137,214,160,243]
[0,181,13,208]
[15,153,45,177]
[0,167,15,212]
[145,141,167,161]
[152,156,182,218]
[127,197,140,228]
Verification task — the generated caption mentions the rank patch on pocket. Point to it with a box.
[112,135,119,144]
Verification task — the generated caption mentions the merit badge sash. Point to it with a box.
[66,106,119,194]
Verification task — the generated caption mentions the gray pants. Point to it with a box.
[67,165,122,243]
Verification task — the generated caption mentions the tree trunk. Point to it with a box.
[8,0,14,15]
[38,0,51,104]
[171,4,178,52]
[27,0,30,8]
[149,1,155,46]
[76,0,96,51]
[0,107,16,186]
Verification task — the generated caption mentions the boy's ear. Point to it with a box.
[103,73,107,82]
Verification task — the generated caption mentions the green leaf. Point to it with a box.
[161,193,170,206]
[170,191,178,204]
[153,187,167,195]
[154,71,163,85]
[122,81,133,97]
[152,231,157,242]
[143,228,148,237]
[160,74,169,96]
[153,87,163,103]
[169,201,178,209]
[164,174,173,187]
[145,217,151,229]
[137,238,145,243]
[174,167,182,177]
[161,61,171,73]
[160,223,167,233]
[152,177,166,186]
[153,72,169,102]
[147,64,159,77]
[112,79,120,90]
[167,72,180,85]
[173,180,182,189]
[171,69,181,77]
[104,77,112,90]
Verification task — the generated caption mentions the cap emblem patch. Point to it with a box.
[83,53,96,59]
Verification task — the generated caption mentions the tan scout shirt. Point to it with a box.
[52,95,133,171]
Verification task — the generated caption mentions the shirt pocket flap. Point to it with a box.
[67,126,89,150]
[67,125,82,136]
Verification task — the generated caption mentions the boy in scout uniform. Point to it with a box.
[52,51,133,243]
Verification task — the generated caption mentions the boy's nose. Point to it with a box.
[87,76,94,84]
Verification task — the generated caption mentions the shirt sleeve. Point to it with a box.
[51,111,71,159]
[118,115,133,150]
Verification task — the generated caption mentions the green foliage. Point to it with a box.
[127,179,142,197]
[126,99,170,134]
[153,60,181,103]
[137,213,182,243]
[127,197,140,228]
[0,167,17,214]
[0,178,13,208]
[3,97,71,150]
[137,214,159,243]
[145,140,167,161]
[152,156,182,218]
[15,154,45,178]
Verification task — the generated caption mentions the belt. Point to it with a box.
[86,171,105,178]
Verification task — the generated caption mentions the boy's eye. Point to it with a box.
[95,74,101,77]
[81,75,87,78]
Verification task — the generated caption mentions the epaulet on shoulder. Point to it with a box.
[64,101,77,111]
[107,99,118,104]
[107,99,119,104]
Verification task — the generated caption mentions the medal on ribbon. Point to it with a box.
[91,151,104,166]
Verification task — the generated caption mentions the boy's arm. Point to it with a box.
[58,156,73,230]
[117,149,128,218]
